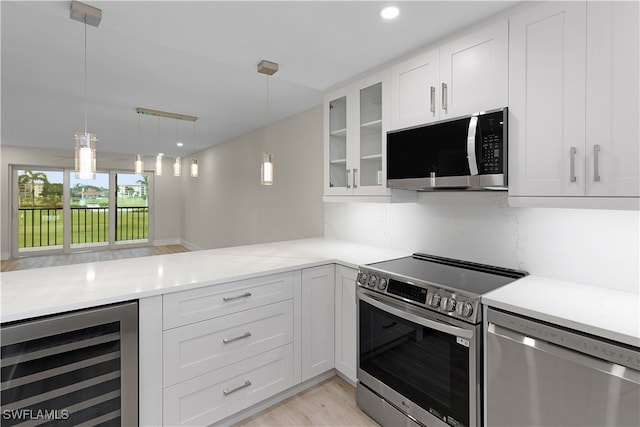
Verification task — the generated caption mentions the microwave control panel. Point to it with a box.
[480,133,502,174]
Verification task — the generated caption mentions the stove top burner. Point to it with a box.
[367,253,525,296]
[358,253,527,323]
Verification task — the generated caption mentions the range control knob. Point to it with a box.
[427,293,442,308]
[456,302,474,318]
[357,272,368,286]
[377,277,388,290]
[440,297,456,312]
[368,275,377,287]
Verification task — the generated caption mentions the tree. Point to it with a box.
[136,174,149,200]
[18,170,49,207]
[42,182,63,207]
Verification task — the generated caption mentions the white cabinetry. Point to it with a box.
[325,70,391,199]
[334,265,358,384]
[390,20,508,130]
[301,265,335,381]
[161,272,296,426]
[508,1,639,208]
[585,1,639,199]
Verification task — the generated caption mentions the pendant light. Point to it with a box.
[70,1,101,180]
[155,116,163,176]
[190,121,199,177]
[258,60,278,186]
[173,119,182,177]
[134,112,144,174]
[135,107,197,177]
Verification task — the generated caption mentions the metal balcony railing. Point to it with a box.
[18,207,148,249]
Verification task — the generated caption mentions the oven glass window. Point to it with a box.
[359,299,469,426]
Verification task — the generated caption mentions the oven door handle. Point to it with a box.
[358,291,474,339]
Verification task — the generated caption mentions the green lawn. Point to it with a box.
[18,207,148,248]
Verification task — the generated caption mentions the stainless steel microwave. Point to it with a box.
[387,108,508,191]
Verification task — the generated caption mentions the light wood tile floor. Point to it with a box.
[1,245,189,272]
[235,376,378,427]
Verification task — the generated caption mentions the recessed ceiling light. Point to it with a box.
[176,142,183,147]
[380,6,400,20]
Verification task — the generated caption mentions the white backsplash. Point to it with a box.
[324,192,640,294]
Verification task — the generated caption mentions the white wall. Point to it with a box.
[324,192,640,294]
[181,105,324,250]
[0,145,182,259]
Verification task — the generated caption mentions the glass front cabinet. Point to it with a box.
[324,71,391,199]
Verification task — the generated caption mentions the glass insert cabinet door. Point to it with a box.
[325,71,389,197]
[328,95,349,192]
[357,82,384,190]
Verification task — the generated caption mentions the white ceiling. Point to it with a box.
[1,1,518,158]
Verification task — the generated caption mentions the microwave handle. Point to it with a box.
[466,116,479,176]
[358,289,474,339]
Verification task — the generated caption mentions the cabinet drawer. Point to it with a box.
[163,300,293,387]
[163,344,294,426]
[163,271,294,329]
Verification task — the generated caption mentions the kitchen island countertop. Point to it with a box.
[0,238,410,323]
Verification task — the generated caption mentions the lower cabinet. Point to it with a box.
[301,264,336,382]
[334,265,358,383]
[140,265,346,426]
[163,345,294,426]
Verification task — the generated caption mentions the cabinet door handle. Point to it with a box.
[593,144,601,182]
[569,146,577,183]
[430,86,436,113]
[223,380,252,396]
[353,168,358,188]
[442,82,448,112]
[223,331,252,344]
[223,291,252,302]
[346,169,351,189]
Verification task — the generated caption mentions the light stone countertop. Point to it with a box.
[482,275,640,347]
[2,238,638,349]
[0,238,410,323]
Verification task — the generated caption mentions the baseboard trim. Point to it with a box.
[152,238,181,246]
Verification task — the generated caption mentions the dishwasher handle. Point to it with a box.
[488,322,640,385]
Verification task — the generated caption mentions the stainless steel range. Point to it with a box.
[356,253,526,427]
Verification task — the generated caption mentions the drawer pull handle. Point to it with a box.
[223,331,252,344]
[223,380,252,396]
[223,292,252,302]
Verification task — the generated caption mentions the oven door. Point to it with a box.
[357,288,480,427]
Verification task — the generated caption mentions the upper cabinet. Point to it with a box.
[390,20,508,131]
[325,70,397,200]
[508,1,639,208]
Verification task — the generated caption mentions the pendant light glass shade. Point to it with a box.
[261,153,274,185]
[173,157,182,177]
[155,154,163,176]
[190,121,199,178]
[75,132,97,179]
[134,154,144,174]
[190,158,199,178]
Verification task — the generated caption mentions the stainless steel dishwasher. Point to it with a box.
[486,307,640,427]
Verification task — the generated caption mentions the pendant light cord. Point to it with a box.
[83,19,88,134]
[265,74,269,150]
